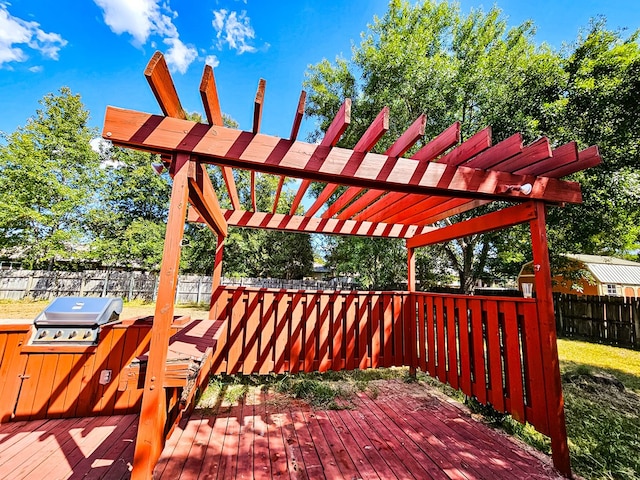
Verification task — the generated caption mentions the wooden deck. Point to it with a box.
[0,379,564,480]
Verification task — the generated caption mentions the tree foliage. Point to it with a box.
[0,87,100,269]
[305,1,640,291]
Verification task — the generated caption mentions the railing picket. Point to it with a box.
[289,292,304,374]
[345,293,357,370]
[358,294,370,370]
[445,297,459,389]
[382,294,394,367]
[258,291,276,374]
[426,295,436,377]
[371,293,382,369]
[417,295,427,372]
[318,293,331,372]
[486,300,504,411]
[503,301,525,423]
[456,297,472,396]
[435,297,447,384]
[469,298,487,404]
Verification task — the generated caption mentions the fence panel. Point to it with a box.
[412,292,549,436]
[209,287,409,376]
[554,293,640,349]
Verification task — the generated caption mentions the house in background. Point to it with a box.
[518,253,640,298]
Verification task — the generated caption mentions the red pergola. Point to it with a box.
[102,52,601,480]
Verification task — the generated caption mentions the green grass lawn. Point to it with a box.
[556,339,640,480]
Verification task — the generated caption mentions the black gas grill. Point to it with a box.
[29,297,123,346]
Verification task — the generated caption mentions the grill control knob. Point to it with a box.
[54,330,62,339]
[83,331,92,339]
[69,330,78,339]
[38,330,48,339]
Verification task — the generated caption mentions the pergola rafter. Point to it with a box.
[105,52,602,480]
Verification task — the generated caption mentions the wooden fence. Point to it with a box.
[208,287,550,436]
[209,287,411,375]
[0,270,352,303]
[412,292,549,436]
[554,293,640,349]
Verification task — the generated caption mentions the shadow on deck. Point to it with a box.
[0,379,563,480]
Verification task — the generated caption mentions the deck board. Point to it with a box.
[0,379,564,480]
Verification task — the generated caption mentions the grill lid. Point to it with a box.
[35,297,123,326]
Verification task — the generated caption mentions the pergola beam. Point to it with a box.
[103,107,584,204]
[187,160,228,237]
[199,64,241,210]
[144,51,186,119]
[305,106,390,218]
[219,209,433,238]
[289,98,351,215]
[407,202,537,249]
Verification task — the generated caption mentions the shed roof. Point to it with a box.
[566,254,640,286]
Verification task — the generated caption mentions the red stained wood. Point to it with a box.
[221,209,433,239]
[445,297,459,390]
[253,79,266,134]
[502,301,525,423]
[387,114,427,158]
[271,175,286,214]
[469,298,487,404]
[485,300,504,412]
[516,141,578,177]
[413,121,461,161]
[439,126,492,166]
[336,189,386,220]
[455,298,472,397]
[529,202,571,475]
[132,163,190,480]
[199,64,223,126]
[464,133,523,169]
[103,107,584,205]
[407,202,537,249]
[289,90,306,142]
[491,137,551,173]
[188,160,228,236]
[145,51,186,119]
[545,145,601,178]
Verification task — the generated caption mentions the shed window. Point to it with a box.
[606,284,619,296]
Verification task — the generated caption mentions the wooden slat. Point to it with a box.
[253,79,266,134]
[132,158,190,480]
[464,133,523,169]
[516,141,578,176]
[491,137,551,173]
[445,297,459,389]
[439,126,492,166]
[199,64,223,126]
[407,202,537,249]
[502,301,525,423]
[335,189,386,220]
[456,297,472,396]
[412,121,461,161]
[304,106,389,218]
[188,161,228,236]
[200,66,241,211]
[386,113,427,158]
[289,98,351,215]
[144,51,186,119]
[220,209,434,239]
[485,300,504,411]
[469,298,487,404]
[103,107,584,204]
[290,90,306,141]
[544,145,601,178]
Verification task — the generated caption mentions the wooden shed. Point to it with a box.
[518,254,640,298]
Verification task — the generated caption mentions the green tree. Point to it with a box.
[546,21,640,256]
[304,0,564,292]
[87,147,170,271]
[0,87,101,269]
[183,169,314,279]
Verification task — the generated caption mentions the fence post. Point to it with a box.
[128,273,135,302]
[101,270,109,297]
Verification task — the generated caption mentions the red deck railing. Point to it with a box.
[209,286,550,436]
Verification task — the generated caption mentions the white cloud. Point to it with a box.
[0,4,67,67]
[93,0,177,45]
[164,37,197,74]
[212,9,257,54]
[205,55,219,68]
[94,0,199,74]
[28,65,43,73]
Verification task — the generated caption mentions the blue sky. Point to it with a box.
[0,0,639,143]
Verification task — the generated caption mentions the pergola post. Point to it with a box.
[209,233,225,319]
[407,246,417,376]
[529,201,571,478]
[131,157,190,480]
